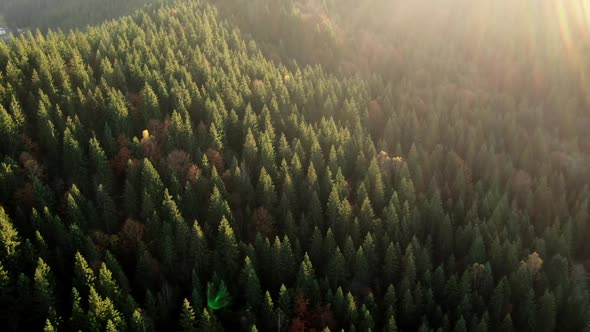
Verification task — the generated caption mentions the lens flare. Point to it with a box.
[554,1,590,108]
[207,280,231,310]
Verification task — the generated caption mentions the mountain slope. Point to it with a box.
[0,0,588,331]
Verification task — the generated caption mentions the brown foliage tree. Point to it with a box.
[22,135,40,159]
[119,218,145,256]
[166,149,192,181]
[19,151,44,179]
[141,131,161,162]
[112,146,132,176]
[288,318,306,332]
[252,207,274,239]
[147,118,171,141]
[289,294,310,332]
[206,148,225,174]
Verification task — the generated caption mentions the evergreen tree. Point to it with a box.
[257,167,276,209]
[240,256,262,308]
[0,207,19,262]
[536,290,555,332]
[70,287,86,331]
[260,291,274,330]
[141,158,164,219]
[327,247,346,288]
[34,258,55,317]
[385,314,398,332]
[296,253,316,296]
[180,298,197,332]
[215,217,239,281]
[278,284,292,318]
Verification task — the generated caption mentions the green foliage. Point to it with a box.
[180,298,197,332]
[87,286,126,331]
[240,256,262,308]
[0,0,587,331]
[0,206,19,260]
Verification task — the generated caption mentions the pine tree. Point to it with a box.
[208,123,223,152]
[278,236,295,284]
[243,128,258,173]
[367,158,385,212]
[0,261,11,325]
[141,83,160,122]
[43,318,56,332]
[33,257,56,328]
[208,185,232,231]
[383,284,397,315]
[141,158,164,219]
[260,291,274,330]
[362,233,377,274]
[197,308,219,332]
[345,291,357,325]
[514,288,535,332]
[359,304,375,331]
[0,207,20,261]
[0,104,20,156]
[401,289,415,329]
[97,263,121,303]
[354,246,370,285]
[73,251,95,294]
[536,290,555,332]
[88,286,126,331]
[500,314,514,332]
[453,316,467,332]
[62,127,85,185]
[89,136,113,190]
[401,244,417,290]
[131,309,150,332]
[385,314,398,332]
[180,298,197,332]
[258,131,277,178]
[215,217,239,281]
[257,167,276,208]
[327,187,340,230]
[327,247,346,288]
[296,253,316,295]
[69,287,86,331]
[490,277,510,327]
[278,284,292,318]
[240,256,262,308]
[189,220,209,276]
[36,99,58,167]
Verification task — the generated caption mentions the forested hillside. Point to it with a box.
[0,0,589,331]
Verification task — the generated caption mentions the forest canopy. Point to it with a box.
[0,0,589,331]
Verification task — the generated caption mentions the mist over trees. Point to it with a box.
[0,0,589,331]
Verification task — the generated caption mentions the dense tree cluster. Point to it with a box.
[0,0,589,331]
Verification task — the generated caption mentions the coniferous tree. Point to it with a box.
[240,256,262,308]
[0,207,19,263]
[0,1,587,330]
[141,158,164,220]
[180,298,197,332]
[536,290,555,332]
[215,217,239,281]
